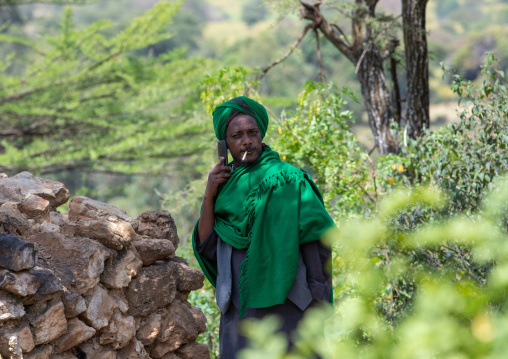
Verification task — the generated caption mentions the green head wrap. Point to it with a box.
[212,96,269,140]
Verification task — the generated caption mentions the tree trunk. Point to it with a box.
[402,0,430,138]
[299,1,399,154]
[356,48,399,154]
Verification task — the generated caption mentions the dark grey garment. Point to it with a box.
[196,229,332,359]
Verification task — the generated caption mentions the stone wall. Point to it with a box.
[0,172,210,359]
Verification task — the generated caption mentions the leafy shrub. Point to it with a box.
[238,181,508,358]
[377,53,508,218]
[272,82,372,218]
[195,54,508,357]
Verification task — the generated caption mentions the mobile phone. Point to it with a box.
[217,140,228,164]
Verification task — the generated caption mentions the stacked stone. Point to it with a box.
[0,172,210,359]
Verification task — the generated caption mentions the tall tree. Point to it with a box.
[0,1,214,175]
[265,0,430,154]
[402,0,429,139]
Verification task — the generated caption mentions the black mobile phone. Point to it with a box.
[217,140,228,164]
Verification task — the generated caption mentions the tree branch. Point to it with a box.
[314,29,325,83]
[255,23,313,82]
[330,23,352,47]
[0,118,51,137]
[351,0,366,52]
[389,43,402,125]
[84,52,121,73]
[300,1,355,62]
[0,83,58,103]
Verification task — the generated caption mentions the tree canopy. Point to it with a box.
[0,1,214,176]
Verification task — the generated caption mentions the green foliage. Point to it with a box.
[237,53,508,358]
[377,53,508,217]
[200,66,261,115]
[272,82,371,218]
[238,181,508,358]
[0,1,213,175]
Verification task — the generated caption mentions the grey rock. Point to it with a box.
[61,292,86,319]
[50,352,79,359]
[117,338,149,359]
[99,310,135,350]
[24,345,53,359]
[18,194,50,221]
[176,343,211,359]
[133,238,175,266]
[26,232,110,295]
[154,300,206,353]
[0,269,40,296]
[0,203,30,235]
[0,290,25,322]
[79,337,117,359]
[108,288,129,314]
[80,285,117,330]
[0,172,69,209]
[68,196,132,223]
[49,211,65,226]
[132,210,179,248]
[126,262,176,317]
[0,322,35,356]
[160,353,179,359]
[53,318,95,354]
[136,313,162,346]
[101,248,142,289]
[23,268,63,305]
[169,259,204,292]
[31,300,68,345]
[69,218,135,250]
[0,233,37,271]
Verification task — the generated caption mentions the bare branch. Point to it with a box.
[154,188,167,207]
[355,47,368,75]
[375,14,402,43]
[85,52,121,73]
[300,1,355,62]
[331,23,352,47]
[315,29,325,83]
[0,118,51,137]
[255,24,313,82]
[0,84,53,103]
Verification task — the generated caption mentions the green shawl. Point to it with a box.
[192,147,334,316]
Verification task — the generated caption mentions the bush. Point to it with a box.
[238,53,508,357]
[272,82,372,218]
[194,54,508,357]
[238,181,508,358]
